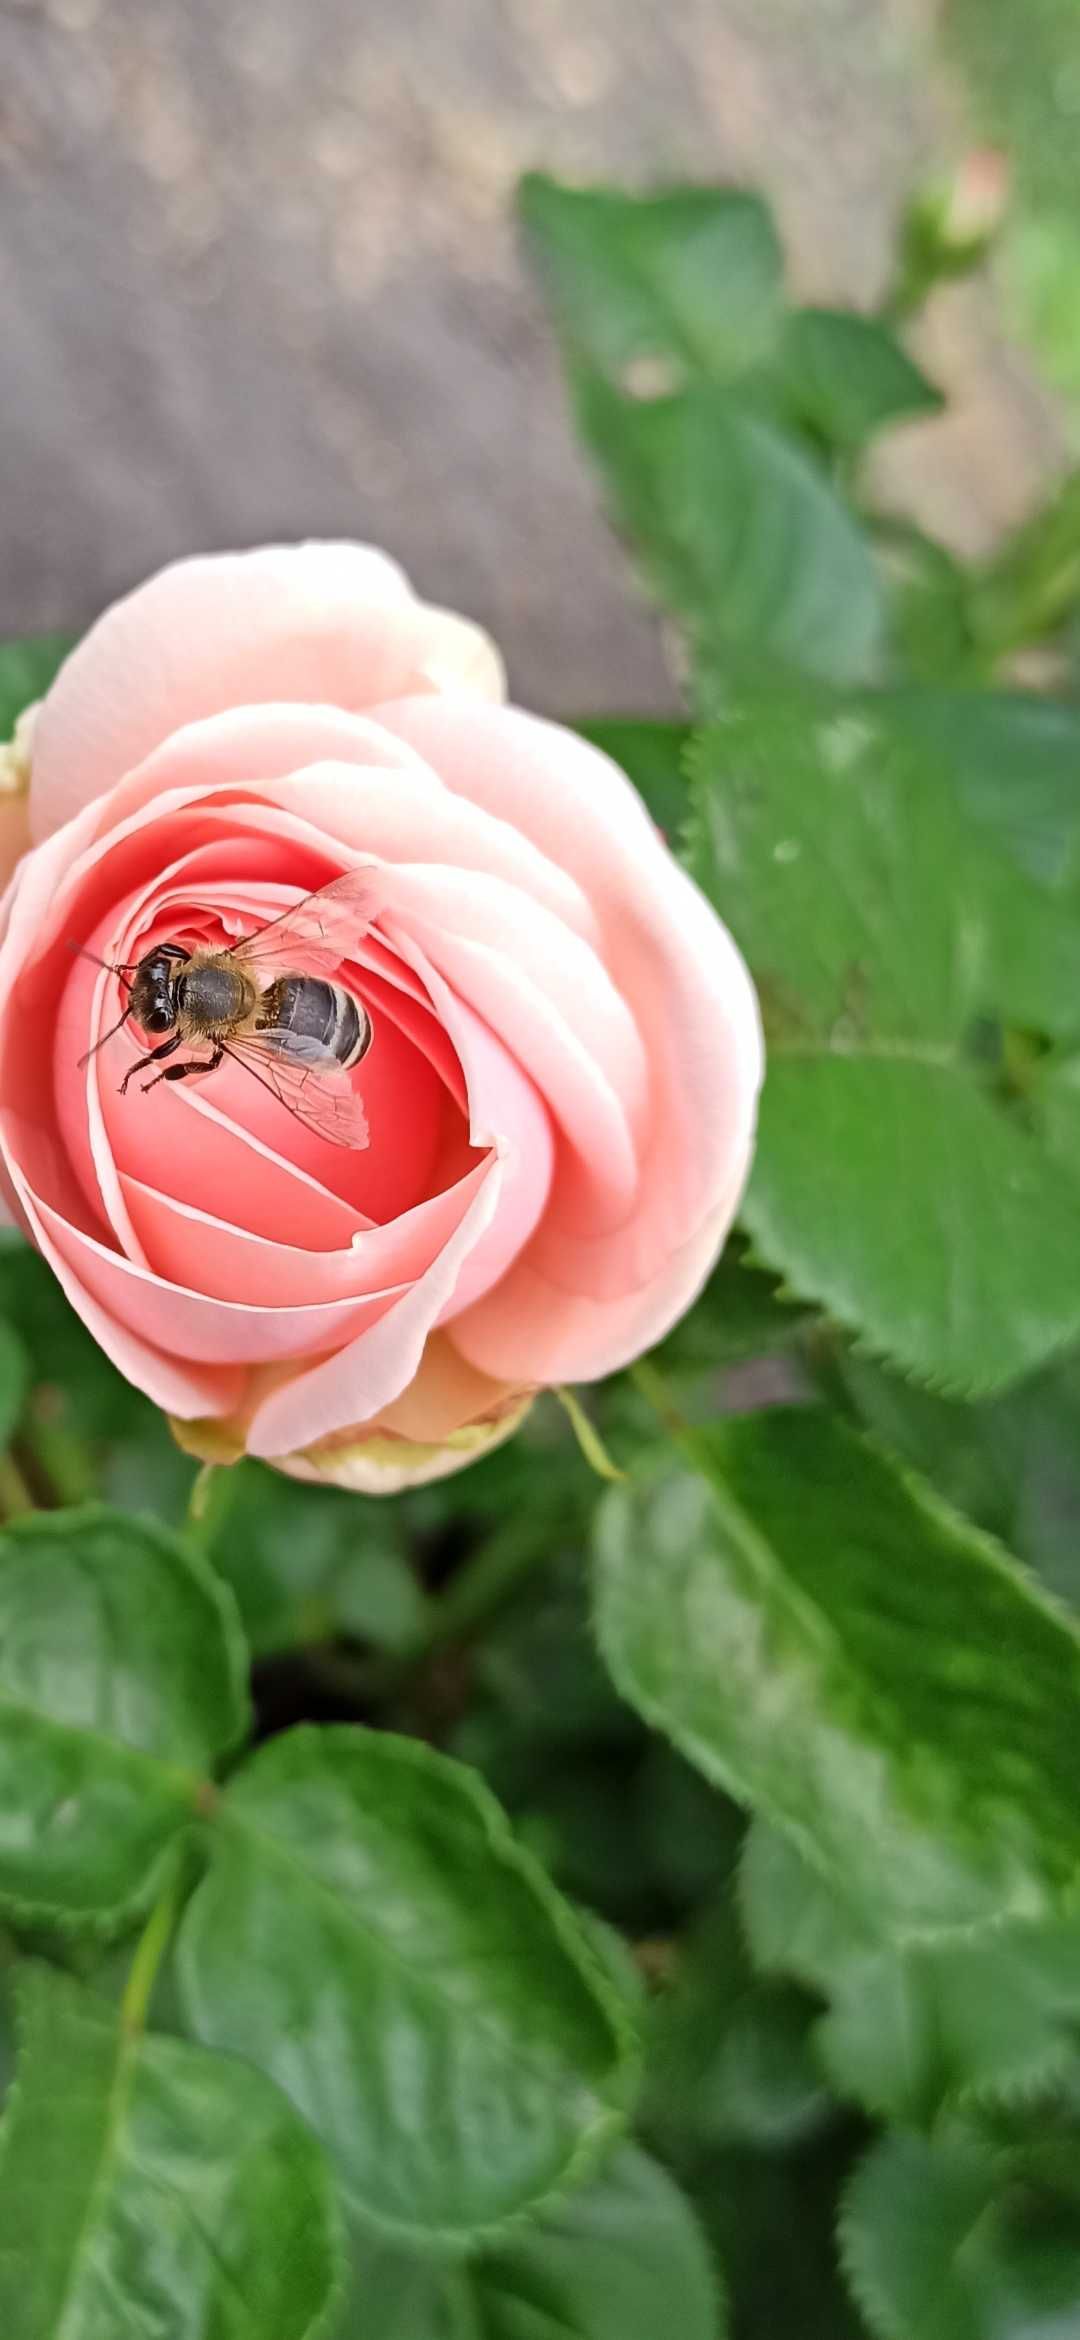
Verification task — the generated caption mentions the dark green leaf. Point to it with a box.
[520,174,784,389]
[644,1899,829,2157]
[653,1243,816,1376]
[0,1322,29,1451]
[595,1415,1080,1937]
[0,636,72,737]
[832,1342,1080,1611]
[778,308,942,449]
[694,2135,865,2340]
[841,2129,1080,2340]
[0,1234,160,1457]
[178,1725,634,2244]
[690,685,1080,1391]
[880,687,1080,895]
[200,1460,427,1657]
[0,1506,249,1925]
[575,719,691,835]
[0,1961,339,2340]
[579,377,885,687]
[350,2145,723,2340]
[874,522,976,682]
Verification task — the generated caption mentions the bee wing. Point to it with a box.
[221,1028,370,1150]
[225,869,382,981]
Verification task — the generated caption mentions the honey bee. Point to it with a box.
[78,870,378,1148]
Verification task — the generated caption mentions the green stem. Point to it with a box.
[553,1384,625,1482]
[120,1859,187,2038]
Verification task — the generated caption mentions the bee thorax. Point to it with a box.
[179,961,254,1032]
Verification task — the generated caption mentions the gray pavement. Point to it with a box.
[0,0,1063,717]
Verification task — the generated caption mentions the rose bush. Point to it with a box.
[0,543,761,1489]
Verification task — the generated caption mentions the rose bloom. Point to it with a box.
[0,545,761,1491]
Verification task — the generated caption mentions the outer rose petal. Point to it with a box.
[29,543,505,842]
[174,1333,534,1494]
[372,696,764,1380]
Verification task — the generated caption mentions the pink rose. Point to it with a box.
[0,545,762,1491]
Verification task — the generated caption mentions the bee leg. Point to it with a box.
[120,1034,181,1095]
[141,1044,225,1093]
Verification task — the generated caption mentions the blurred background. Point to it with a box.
[0,0,1074,715]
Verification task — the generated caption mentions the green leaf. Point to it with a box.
[740,1818,873,1991]
[199,1460,428,1656]
[520,174,784,389]
[575,719,691,835]
[832,1342,1080,1612]
[0,635,72,737]
[644,1899,829,2157]
[743,1820,1080,2122]
[653,1243,816,1376]
[820,1923,1080,2125]
[0,1234,162,1456]
[0,1506,249,1926]
[778,308,942,450]
[878,687,1080,896]
[972,469,1080,656]
[594,1414,1080,1938]
[874,523,976,682]
[578,377,886,687]
[841,2129,1080,2340]
[0,1961,339,2340]
[351,2145,723,2340]
[177,1725,634,2245]
[690,685,1080,1392]
[469,2143,724,2340]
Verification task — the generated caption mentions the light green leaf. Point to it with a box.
[778,308,942,449]
[520,174,784,389]
[0,635,72,737]
[579,377,886,686]
[0,1961,339,2340]
[350,2145,723,2340]
[575,719,691,836]
[739,1817,874,1990]
[743,1820,1080,2122]
[177,1725,635,2245]
[841,2128,1080,2340]
[972,469,1080,656]
[690,685,1080,1391]
[0,1506,249,1926]
[594,1414,1080,1938]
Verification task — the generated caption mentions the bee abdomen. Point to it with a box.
[264,976,370,1069]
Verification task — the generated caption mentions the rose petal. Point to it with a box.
[30,543,504,840]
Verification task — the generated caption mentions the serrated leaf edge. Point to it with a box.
[595,1428,1080,1949]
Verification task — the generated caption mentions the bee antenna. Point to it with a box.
[65,940,135,990]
